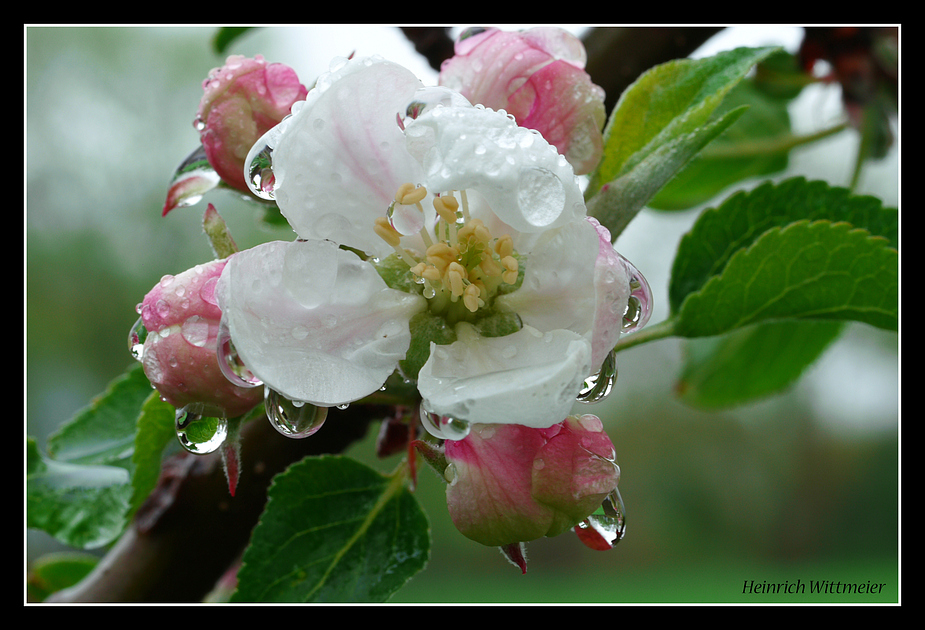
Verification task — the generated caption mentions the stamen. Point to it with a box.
[460,189,471,222]
[433,196,459,247]
[501,256,519,285]
[463,284,482,313]
[394,183,433,248]
[378,184,520,317]
[374,216,418,267]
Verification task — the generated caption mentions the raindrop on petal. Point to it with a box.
[217,319,262,388]
[577,348,617,404]
[440,416,471,441]
[244,122,288,201]
[265,388,328,439]
[403,86,472,124]
[574,487,627,550]
[419,406,470,441]
[387,200,425,236]
[619,256,653,333]
[175,406,228,455]
[128,317,148,361]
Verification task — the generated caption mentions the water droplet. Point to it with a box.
[387,200,424,236]
[245,123,287,201]
[419,407,471,441]
[575,488,626,550]
[517,167,565,228]
[265,388,328,439]
[619,256,652,333]
[181,315,210,348]
[217,319,262,388]
[175,406,228,454]
[443,462,459,485]
[577,349,617,404]
[128,317,148,361]
[440,416,470,441]
[402,86,472,124]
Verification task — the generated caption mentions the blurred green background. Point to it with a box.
[25,25,899,604]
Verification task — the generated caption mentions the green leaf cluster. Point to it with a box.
[666,178,897,408]
[27,364,175,549]
[231,456,430,603]
[586,46,779,238]
[582,45,897,410]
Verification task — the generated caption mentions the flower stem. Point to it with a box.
[612,317,677,354]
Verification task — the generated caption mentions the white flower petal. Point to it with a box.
[496,218,599,337]
[404,105,585,234]
[588,218,631,371]
[417,324,591,428]
[217,240,426,406]
[271,57,425,259]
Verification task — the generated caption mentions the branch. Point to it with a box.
[46,406,384,603]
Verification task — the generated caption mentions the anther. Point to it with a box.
[374,216,418,267]
[501,256,519,285]
[395,182,427,205]
[463,284,482,313]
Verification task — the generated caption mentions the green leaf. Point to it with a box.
[129,392,177,517]
[676,320,844,409]
[585,46,779,236]
[674,220,898,338]
[669,177,898,315]
[27,552,99,602]
[28,364,166,549]
[212,27,255,55]
[232,456,430,603]
[587,106,747,237]
[46,363,152,469]
[27,437,133,549]
[647,80,795,211]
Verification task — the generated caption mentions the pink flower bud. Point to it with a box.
[443,414,620,547]
[132,259,263,418]
[439,27,606,175]
[196,55,308,193]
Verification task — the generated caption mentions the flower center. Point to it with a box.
[374,183,519,320]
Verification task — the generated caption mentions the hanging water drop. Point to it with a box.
[574,487,627,550]
[217,320,262,388]
[577,348,617,404]
[419,406,471,441]
[265,388,328,439]
[175,406,228,454]
[440,416,471,441]
[244,123,287,201]
[386,199,425,236]
[128,317,148,361]
[619,256,653,333]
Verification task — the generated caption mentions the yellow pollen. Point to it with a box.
[376,185,520,316]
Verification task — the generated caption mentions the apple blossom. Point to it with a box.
[440,414,621,548]
[216,55,646,433]
[439,27,606,175]
[129,259,263,419]
[196,55,308,194]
